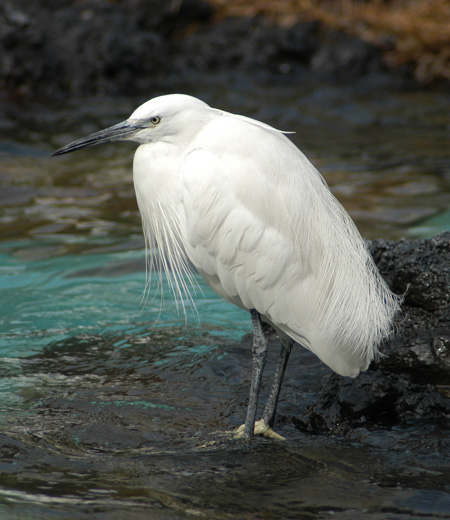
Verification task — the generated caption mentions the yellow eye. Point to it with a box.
[150,116,161,125]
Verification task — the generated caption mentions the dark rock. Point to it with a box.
[310,28,387,80]
[371,232,450,382]
[173,15,398,83]
[371,232,450,312]
[279,21,321,62]
[293,371,450,435]
[0,0,416,100]
[0,0,214,98]
[292,232,450,435]
[173,16,288,73]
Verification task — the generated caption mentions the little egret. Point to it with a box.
[53,94,401,440]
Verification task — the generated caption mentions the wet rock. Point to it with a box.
[292,232,450,435]
[371,232,450,382]
[292,371,450,435]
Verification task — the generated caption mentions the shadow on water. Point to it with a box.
[0,77,450,518]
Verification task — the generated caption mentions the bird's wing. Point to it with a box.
[180,115,398,377]
[180,133,314,345]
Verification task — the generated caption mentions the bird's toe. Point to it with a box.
[234,420,285,440]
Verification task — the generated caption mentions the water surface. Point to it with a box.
[1,78,449,519]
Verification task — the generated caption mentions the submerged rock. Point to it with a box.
[292,232,450,435]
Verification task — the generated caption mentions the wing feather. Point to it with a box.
[180,115,401,377]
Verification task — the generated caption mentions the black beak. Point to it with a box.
[52,120,143,156]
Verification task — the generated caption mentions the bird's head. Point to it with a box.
[52,94,213,156]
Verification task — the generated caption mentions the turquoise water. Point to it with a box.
[1,82,449,519]
[0,238,250,357]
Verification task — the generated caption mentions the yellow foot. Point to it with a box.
[235,420,286,440]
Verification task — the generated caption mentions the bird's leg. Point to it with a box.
[260,338,293,430]
[238,309,268,440]
[246,338,293,441]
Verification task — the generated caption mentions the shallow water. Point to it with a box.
[1,78,450,519]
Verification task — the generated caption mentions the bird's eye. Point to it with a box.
[150,116,161,125]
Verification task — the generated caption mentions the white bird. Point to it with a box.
[53,94,401,440]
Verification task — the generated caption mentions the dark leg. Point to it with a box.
[241,309,268,439]
[261,338,293,428]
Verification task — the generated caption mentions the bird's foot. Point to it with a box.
[235,419,286,441]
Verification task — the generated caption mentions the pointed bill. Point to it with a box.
[52,119,144,156]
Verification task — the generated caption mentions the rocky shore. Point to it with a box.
[294,232,450,435]
[1,0,417,100]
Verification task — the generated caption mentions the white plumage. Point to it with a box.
[53,94,401,439]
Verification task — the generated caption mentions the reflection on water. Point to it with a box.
[0,79,449,518]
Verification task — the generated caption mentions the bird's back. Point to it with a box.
[180,112,401,377]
